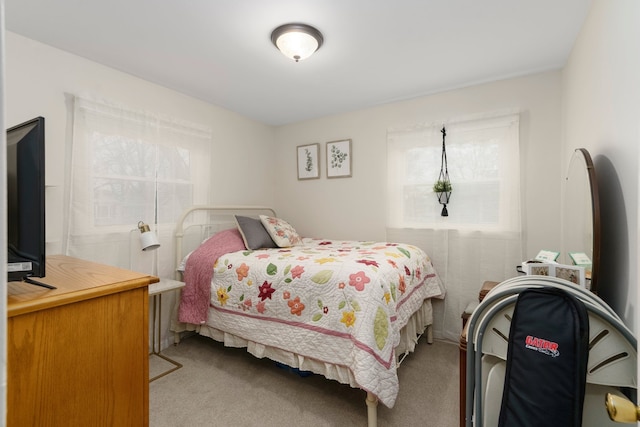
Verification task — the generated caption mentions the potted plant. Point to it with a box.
[433,179,452,216]
[433,179,452,193]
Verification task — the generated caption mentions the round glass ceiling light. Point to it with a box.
[271,23,324,62]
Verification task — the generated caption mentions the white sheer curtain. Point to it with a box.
[386,112,523,341]
[64,95,212,278]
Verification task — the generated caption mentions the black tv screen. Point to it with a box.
[7,116,46,282]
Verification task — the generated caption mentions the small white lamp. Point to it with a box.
[138,221,160,251]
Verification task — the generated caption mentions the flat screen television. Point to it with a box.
[6,116,52,288]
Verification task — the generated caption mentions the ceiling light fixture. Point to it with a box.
[271,23,323,62]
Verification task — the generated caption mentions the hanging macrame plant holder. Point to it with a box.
[434,126,452,216]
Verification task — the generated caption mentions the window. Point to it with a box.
[64,95,212,275]
[68,96,211,233]
[91,132,193,227]
[387,113,520,231]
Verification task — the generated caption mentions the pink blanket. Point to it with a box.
[178,228,246,324]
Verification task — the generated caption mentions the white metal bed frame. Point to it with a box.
[173,205,436,427]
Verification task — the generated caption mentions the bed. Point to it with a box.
[172,206,445,426]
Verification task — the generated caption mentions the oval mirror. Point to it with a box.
[562,148,601,293]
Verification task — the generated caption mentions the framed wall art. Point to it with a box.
[297,143,320,180]
[326,139,352,178]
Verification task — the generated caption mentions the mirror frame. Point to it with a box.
[576,148,601,294]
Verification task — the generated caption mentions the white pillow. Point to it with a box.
[259,215,303,247]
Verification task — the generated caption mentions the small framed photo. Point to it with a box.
[297,143,320,180]
[569,252,592,280]
[522,262,553,276]
[326,139,352,178]
[554,264,586,287]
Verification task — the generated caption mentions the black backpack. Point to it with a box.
[498,287,589,427]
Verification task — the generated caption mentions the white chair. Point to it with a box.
[465,276,636,427]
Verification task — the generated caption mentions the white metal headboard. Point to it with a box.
[174,205,277,280]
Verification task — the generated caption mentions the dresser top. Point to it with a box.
[7,255,159,317]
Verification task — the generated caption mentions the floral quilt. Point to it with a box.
[199,237,444,408]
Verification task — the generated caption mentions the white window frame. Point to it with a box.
[387,112,520,232]
[67,96,211,235]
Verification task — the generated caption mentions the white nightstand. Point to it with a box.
[149,278,185,382]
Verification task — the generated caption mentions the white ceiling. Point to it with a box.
[5,0,592,126]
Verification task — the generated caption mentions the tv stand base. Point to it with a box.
[23,276,57,290]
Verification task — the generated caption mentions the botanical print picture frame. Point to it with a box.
[326,139,352,178]
[297,143,320,180]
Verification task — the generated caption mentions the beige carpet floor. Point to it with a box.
[150,334,459,427]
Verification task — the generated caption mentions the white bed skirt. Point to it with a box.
[178,299,433,390]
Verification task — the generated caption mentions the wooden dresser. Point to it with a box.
[7,255,159,427]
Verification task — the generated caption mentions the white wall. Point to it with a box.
[562,0,640,332]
